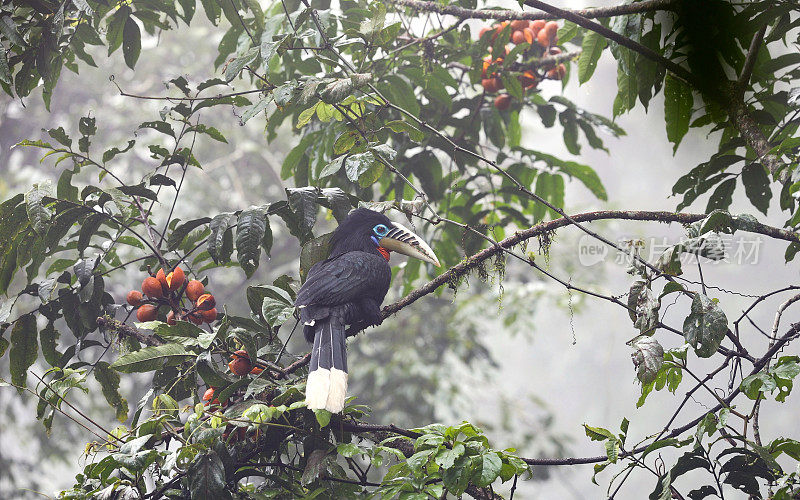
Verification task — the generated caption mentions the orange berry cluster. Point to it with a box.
[478,19,567,110]
[125,266,218,325]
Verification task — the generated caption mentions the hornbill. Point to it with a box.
[295,208,440,413]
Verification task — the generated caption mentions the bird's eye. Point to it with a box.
[373,224,389,237]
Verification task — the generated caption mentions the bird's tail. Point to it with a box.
[305,315,348,413]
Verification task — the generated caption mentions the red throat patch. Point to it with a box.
[378,246,391,261]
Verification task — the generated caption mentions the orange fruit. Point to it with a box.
[136,304,158,322]
[166,267,184,291]
[142,277,163,299]
[482,78,499,93]
[156,268,168,290]
[202,387,215,401]
[537,29,550,47]
[200,308,217,323]
[510,20,529,31]
[479,26,490,39]
[530,20,546,34]
[523,28,534,44]
[196,293,216,310]
[250,366,264,375]
[228,350,252,376]
[511,30,526,45]
[185,280,205,302]
[544,21,559,39]
[494,94,511,110]
[126,290,143,307]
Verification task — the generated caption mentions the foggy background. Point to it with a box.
[1,1,797,498]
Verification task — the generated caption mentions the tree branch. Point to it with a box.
[381,209,800,319]
[389,0,677,22]
[522,0,699,88]
[737,24,768,92]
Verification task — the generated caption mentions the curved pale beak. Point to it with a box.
[379,222,440,267]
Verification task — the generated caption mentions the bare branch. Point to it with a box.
[389,0,677,22]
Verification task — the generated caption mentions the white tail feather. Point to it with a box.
[305,368,331,410]
[325,368,348,413]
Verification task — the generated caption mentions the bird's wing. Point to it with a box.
[295,251,390,308]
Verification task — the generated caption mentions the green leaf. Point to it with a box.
[47,127,72,147]
[261,296,293,327]
[208,213,234,263]
[225,46,259,82]
[741,163,772,215]
[286,187,318,237]
[138,121,175,137]
[630,335,664,385]
[584,424,615,442]
[189,452,229,500]
[236,207,267,278]
[384,119,424,142]
[314,409,331,428]
[299,232,332,281]
[94,361,129,422]
[25,181,53,235]
[111,344,190,373]
[9,314,37,391]
[168,217,211,251]
[706,178,736,213]
[475,453,503,487]
[664,74,693,153]
[557,162,607,200]
[122,17,141,69]
[578,31,607,84]
[683,293,728,358]
[435,443,465,469]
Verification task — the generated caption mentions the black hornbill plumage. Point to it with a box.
[295,208,440,412]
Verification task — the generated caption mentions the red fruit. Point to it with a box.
[537,29,551,47]
[202,387,216,401]
[494,94,511,111]
[530,20,546,34]
[200,308,217,323]
[510,20,529,31]
[156,268,168,290]
[126,290,143,307]
[166,310,177,325]
[523,27,535,45]
[136,304,158,322]
[481,78,499,93]
[142,277,163,299]
[166,267,184,291]
[228,350,251,376]
[185,280,205,302]
[196,293,216,311]
[511,30,526,45]
[544,21,559,39]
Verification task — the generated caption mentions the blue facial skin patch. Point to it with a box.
[371,235,380,246]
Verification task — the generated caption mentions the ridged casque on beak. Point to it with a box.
[379,222,440,267]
